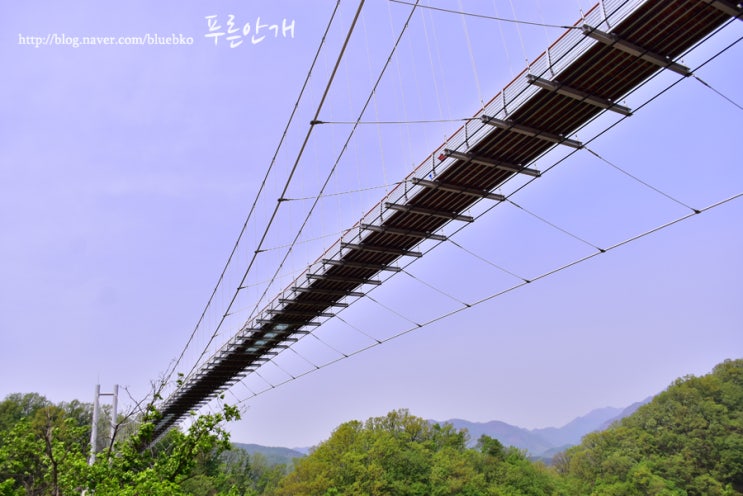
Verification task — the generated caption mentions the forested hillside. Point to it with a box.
[271,409,557,495]
[556,358,743,495]
[1,358,741,495]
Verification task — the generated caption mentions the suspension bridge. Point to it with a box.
[152,0,742,439]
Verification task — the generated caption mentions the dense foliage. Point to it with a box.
[0,394,278,496]
[1,358,741,495]
[0,393,91,496]
[557,359,743,495]
[273,408,557,495]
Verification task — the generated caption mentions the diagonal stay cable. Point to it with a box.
[238,379,258,396]
[335,314,383,344]
[693,74,743,113]
[267,359,297,380]
[401,268,471,307]
[447,238,530,282]
[252,370,277,391]
[287,346,321,370]
[584,147,700,213]
[367,294,422,328]
[310,332,349,358]
[507,199,606,252]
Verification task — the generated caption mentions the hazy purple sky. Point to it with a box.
[2,0,741,448]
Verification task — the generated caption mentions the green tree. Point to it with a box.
[0,395,90,496]
[0,393,51,436]
[561,359,743,495]
[271,409,560,496]
[0,391,246,496]
[86,402,241,495]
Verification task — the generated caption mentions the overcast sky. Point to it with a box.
[1,0,741,448]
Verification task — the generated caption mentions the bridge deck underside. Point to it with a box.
[153,0,735,437]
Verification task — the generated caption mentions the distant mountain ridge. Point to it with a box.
[234,397,653,462]
[232,443,305,466]
[598,398,649,430]
[432,397,652,459]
